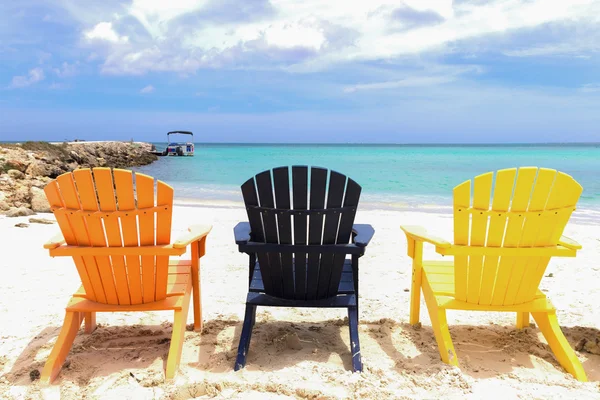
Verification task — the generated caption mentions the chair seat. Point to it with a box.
[422,260,455,296]
[67,260,193,312]
[422,260,549,311]
[250,259,356,294]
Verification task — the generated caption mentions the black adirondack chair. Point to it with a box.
[233,166,374,372]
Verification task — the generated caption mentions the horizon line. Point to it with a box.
[2,141,600,146]
[165,141,600,146]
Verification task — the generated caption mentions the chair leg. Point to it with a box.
[191,245,203,332]
[516,312,530,329]
[165,305,190,380]
[41,311,83,384]
[348,306,362,372]
[234,304,257,371]
[409,274,422,325]
[84,312,96,334]
[423,289,458,366]
[409,242,423,325]
[532,311,587,382]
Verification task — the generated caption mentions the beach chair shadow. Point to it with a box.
[232,166,374,372]
[192,317,356,372]
[560,326,600,381]
[401,167,588,381]
[185,318,242,372]
[365,320,435,371]
[410,323,600,381]
[37,168,212,383]
[393,323,539,377]
[4,323,190,386]
[361,314,600,381]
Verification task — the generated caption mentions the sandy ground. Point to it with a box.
[1,204,600,399]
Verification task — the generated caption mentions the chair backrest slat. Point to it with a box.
[465,172,493,304]
[255,170,284,297]
[242,166,361,300]
[306,167,328,299]
[273,167,294,297]
[46,168,174,306]
[94,168,131,305]
[453,167,582,306]
[136,173,157,303]
[328,178,362,295]
[155,181,174,301]
[292,166,309,299]
[113,169,143,304]
[452,179,470,302]
[242,177,274,296]
[317,171,347,298]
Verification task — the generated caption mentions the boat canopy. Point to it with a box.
[167,131,193,136]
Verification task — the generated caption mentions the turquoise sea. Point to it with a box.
[135,144,600,217]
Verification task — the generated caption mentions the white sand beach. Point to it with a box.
[1,204,599,399]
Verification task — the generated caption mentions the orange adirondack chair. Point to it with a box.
[40,168,211,383]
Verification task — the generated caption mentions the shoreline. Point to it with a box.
[172,196,600,224]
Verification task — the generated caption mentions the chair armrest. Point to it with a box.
[44,233,66,249]
[352,224,375,247]
[234,222,252,245]
[557,235,582,250]
[173,224,212,249]
[49,244,185,257]
[237,242,365,255]
[400,225,452,248]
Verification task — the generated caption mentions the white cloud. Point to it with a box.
[9,68,45,88]
[56,0,600,74]
[85,22,128,43]
[129,0,208,39]
[140,85,155,94]
[263,21,326,50]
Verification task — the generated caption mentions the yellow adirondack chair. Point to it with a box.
[401,167,587,381]
[40,168,212,383]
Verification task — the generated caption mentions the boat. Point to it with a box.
[165,131,194,156]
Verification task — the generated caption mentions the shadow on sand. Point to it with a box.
[5,315,599,391]
[4,322,179,386]
[366,319,600,382]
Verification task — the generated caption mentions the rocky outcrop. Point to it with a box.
[0,141,157,215]
[6,207,35,217]
[25,160,64,178]
[7,170,25,180]
[30,186,51,212]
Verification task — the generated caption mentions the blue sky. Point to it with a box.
[1,0,600,143]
